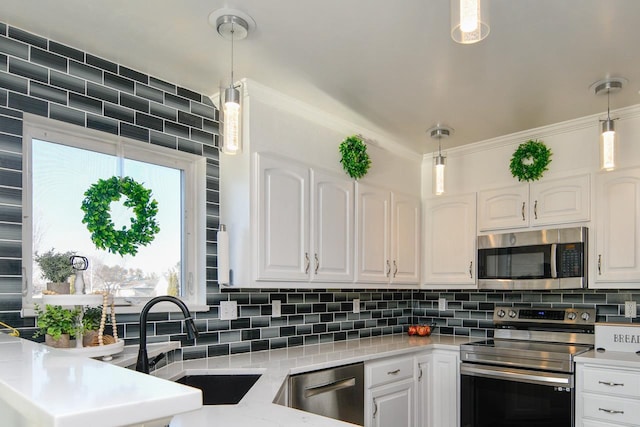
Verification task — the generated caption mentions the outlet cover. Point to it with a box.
[219,300,238,320]
[272,300,282,318]
[353,298,360,314]
[438,298,447,311]
[625,301,637,318]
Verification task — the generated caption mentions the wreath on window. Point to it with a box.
[81,176,160,256]
[509,139,552,182]
[339,135,371,179]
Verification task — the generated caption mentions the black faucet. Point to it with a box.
[135,295,199,374]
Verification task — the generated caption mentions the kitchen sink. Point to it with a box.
[175,374,261,405]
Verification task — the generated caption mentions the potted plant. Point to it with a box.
[34,249,75,294]
[34,304,80,348]
[81,306,103,346]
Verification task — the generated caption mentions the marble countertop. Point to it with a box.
[0,334,201,427]
[159,334,471,427]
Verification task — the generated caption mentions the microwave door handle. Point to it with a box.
[550,243,558,279]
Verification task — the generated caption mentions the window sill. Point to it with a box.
[22,301,210,317]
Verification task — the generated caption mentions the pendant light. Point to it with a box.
[215,13,251,155]
[592,78,625,171]
[451,0,490,44]
[429,126,453,195]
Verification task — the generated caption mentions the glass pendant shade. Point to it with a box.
[222,86,241,155]
[600,118,616,171]
[434,154,446,195]
[451,0,490,44]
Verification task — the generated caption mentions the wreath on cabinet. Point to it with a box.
[81,176,160,256]
[509,139,552,182]
[339,135,371,179]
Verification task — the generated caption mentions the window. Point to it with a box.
[22,116,206,311]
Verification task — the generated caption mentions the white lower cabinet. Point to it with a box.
[365,356,415,427]
[576,362,640,426]
[365,350,459,427]
[415,350,459,427]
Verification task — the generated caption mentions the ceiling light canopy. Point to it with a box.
[591,77,625,171]
[451,0,490,44]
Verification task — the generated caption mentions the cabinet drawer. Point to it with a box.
[582,367,640,397]
[582,393,640,425]
[366,356,414,388]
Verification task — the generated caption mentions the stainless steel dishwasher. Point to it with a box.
[289,362,364,425]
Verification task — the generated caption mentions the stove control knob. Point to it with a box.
[496,309,506,318]
[508,310,517,318]
[567,312,577,320]
[581,312,591,321]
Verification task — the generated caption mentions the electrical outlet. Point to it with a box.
[438,298,447,311]
[219,300,238,320]
[353,299,360,314]
[272,300,282,318]
[625,301,637,318]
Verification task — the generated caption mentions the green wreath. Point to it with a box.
[509,140,552,182]
[339,135,371,179]
[81,176,160,256]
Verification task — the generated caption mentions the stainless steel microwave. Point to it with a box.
[477,227,587,290]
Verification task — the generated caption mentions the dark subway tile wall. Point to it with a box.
[0,23,637,363]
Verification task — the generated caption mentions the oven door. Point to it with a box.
[460,363,574,427]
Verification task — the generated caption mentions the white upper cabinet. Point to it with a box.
[256,153,354,283]
[356,183,420,285]
[312,169,355,282]
[478,174,590,231]
[423,193,476,286]
[595,167,640,285]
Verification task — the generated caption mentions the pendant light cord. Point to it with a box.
[607,89,611,121]
[230,22,235,88]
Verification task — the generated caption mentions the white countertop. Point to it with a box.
[160,334,471,427]
[575,348,640,369]
[0,334,202,427]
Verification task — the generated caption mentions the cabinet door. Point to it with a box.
[424,194,476,286]
[477,185,528,231]
[312,170,354,282]
[391,193,421,284]
[256,154,310,281]
[595,167,640,283]
[430,350,459,427]
[530,174,590,226]
[368,379,415,427]
[357,184,391,283]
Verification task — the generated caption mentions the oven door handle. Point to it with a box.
[550,243,558,279]
[461,364,572,387]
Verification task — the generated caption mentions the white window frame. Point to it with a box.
[21,114,208,315]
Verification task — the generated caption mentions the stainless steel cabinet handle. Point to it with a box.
[386,260,391,277]
[418,364,423,381]
[393,260,398,278]
[305,252,310,274]
[387,369,400,375]
[534,200,538,219]
[598,254,602,275]
[599,408,624,415]
[373,399,378,418]
[599,381,624,387]
[314,253,319,275]
[469,261,473,278]
[522,201,526,221]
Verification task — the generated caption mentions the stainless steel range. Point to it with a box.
[460,306,596,427]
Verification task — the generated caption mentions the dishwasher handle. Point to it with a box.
[304,377,357,398]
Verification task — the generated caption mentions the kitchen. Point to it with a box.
[1,1,640,426]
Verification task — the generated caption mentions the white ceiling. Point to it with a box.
[2,0,640,154]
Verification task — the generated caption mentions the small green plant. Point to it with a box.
[82,306,103,332]
[34,304,80,340]
[339,135,371,179]
[34,249,75,283]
